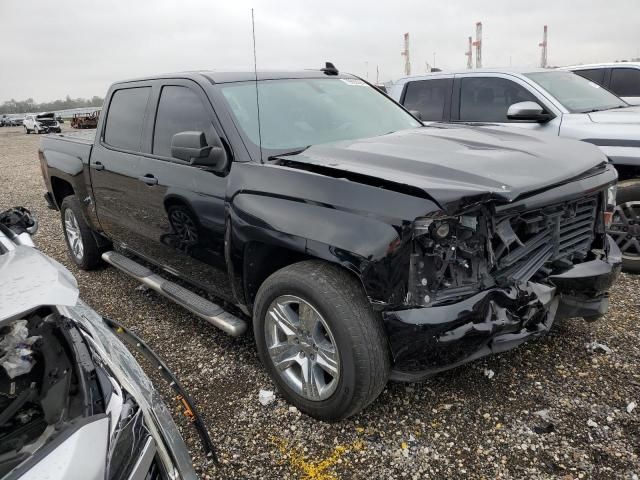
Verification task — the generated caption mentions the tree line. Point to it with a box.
[0,95,103,115]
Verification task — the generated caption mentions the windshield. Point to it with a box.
[525,71,627,113]
[219,78,421,157]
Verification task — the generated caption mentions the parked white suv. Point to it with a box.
[562,62,640,106]
[23,112,61,134]
[390,69,640,272]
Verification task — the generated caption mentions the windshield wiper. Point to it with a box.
[268,146,309,161]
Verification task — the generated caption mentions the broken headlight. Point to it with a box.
[409,213,489,306]
[604,184,617,227]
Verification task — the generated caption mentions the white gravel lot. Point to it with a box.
[1,124,638,479]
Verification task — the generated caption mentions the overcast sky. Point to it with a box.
[1,0,639,102]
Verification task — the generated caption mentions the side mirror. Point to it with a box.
[409,110,423,121]
[170,131,228,170]
[507,101,551,123]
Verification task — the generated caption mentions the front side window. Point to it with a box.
[153,86,213,158]
[573,68,606,86]
[219,78,420,156]
[402,79,451,121]
[525,71,627,113]
[104,87,151,151]
[459,77,539,122]
[610,68,640,97]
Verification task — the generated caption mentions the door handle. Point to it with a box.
[92,162,104,171]
[138,174,158,186]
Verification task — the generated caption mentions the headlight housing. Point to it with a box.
[604,183,617,227]
[409,212,485,306]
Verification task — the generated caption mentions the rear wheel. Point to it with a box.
[607,180,640,273]
[253,260,390,421]
[24,126,30,134]
[60,196,104,270]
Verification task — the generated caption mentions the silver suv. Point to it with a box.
[562,62,640,106]
[390,69,640,272]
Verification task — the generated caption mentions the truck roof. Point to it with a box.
[392,67,553,83]
[113,69,357,86]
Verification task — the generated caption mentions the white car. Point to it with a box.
[0,207,209,479]
[390,68,640,272]
[23,113,61,134]
[562,62,640,106]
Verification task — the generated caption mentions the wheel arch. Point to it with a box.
[50,176,75,208]
[229,193,410,311]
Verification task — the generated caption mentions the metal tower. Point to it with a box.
[401,33,411,76]
[472,22,482,69]
[465,36,473,69]
[539,25,548,68]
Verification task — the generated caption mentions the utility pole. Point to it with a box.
[465,36,473,69]
[539,25,548,68]
[376,65,379,84]
[472,22,482,69]
[401,32,411,76]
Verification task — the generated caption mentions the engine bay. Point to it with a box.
[0,308,104,476]
[408,193,605,307]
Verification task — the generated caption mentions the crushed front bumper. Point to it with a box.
[384,236,622,382]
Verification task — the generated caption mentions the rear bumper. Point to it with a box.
[384,236,622,382]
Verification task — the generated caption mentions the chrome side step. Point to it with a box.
[101,251,247,336]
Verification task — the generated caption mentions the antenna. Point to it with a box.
[251,9,263,162]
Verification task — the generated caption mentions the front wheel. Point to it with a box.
[24,126,30,134]
[607,179,640,273]
[253,260,390,421]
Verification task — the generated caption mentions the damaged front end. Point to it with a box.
[386,177,622,381]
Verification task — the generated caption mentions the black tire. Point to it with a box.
[253,260,390,421]
[24,126,30,134]
[60,196,104,270]
[609,179,640,273]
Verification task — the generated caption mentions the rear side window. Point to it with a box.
[402,79,451,121]
[104,87,150,151]
[610,68,640,97]
[459,77,539,122]
[573,69,606,86]
[152,86,213,158]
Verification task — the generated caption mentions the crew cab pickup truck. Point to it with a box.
[40,67,621,421]
[390,69,640,273]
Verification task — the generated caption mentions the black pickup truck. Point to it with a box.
[39,67,621,421]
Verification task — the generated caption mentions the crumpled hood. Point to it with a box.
[588,105,640,124]
[281,124,607,207]
[0,245,78,324]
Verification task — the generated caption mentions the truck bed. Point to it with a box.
[40,130,94,180]
[47,129,96,145]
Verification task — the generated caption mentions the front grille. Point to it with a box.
[494,195,599,283]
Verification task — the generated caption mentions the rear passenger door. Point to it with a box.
[91,83,152,245]
[453,75,561,134]
[130,80,232,295]
[400,78,453,123]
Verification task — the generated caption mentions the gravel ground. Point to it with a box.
[1,124,639,479]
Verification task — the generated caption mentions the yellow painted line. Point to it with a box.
[272,437,364,480]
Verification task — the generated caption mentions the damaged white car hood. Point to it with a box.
[0,244,78,323]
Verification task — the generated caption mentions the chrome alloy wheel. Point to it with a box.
[64,209,84,260]
[265,295,340,401]
[607,201,640,259]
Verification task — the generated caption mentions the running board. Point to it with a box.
[101,251,247,336]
